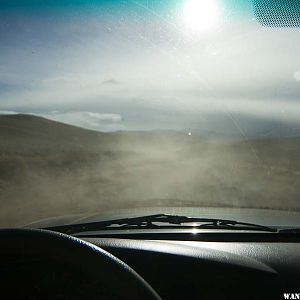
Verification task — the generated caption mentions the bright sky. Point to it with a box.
[0,0,300,137]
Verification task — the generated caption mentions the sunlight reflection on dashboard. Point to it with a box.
[191,228,198,235]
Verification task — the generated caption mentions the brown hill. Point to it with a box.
[0,114,299,226]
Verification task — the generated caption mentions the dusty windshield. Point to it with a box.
[0,0,299,227]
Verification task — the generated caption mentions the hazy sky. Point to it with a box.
[0,0,300,137]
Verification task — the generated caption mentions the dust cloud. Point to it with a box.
[0,117,299,226]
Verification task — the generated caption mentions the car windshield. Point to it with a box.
[0,0,299,228]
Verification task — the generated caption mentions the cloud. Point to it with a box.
[0,109,125,132]
[0,110,19,115]
[0,81,27,95]
[83,112,122,122]
[0,7,300,137]
[294,70,300,82]
[102,79,120,85]
[37,111,124,132]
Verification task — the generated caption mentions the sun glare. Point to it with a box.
[183,0,219,32]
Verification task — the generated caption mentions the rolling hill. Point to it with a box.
[0,114,299,226]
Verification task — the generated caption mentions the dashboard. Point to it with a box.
[83,237,300,300]
[1,231,299,300]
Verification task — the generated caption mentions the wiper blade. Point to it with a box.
[42,214,277,234]
[278,228,300,234]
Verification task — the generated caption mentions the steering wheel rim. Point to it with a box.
[0,228,161,300]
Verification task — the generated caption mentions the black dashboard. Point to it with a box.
[82,237,300,300]
[1,231,299,300]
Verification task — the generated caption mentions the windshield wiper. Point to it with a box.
[278,228,300,234]
[42,214,277,234]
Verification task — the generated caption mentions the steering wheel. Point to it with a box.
[0,228,161,300]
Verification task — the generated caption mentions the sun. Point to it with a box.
[182,0,219,32]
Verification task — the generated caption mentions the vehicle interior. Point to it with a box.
[0,0,300,299]
[1,214,300,300]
